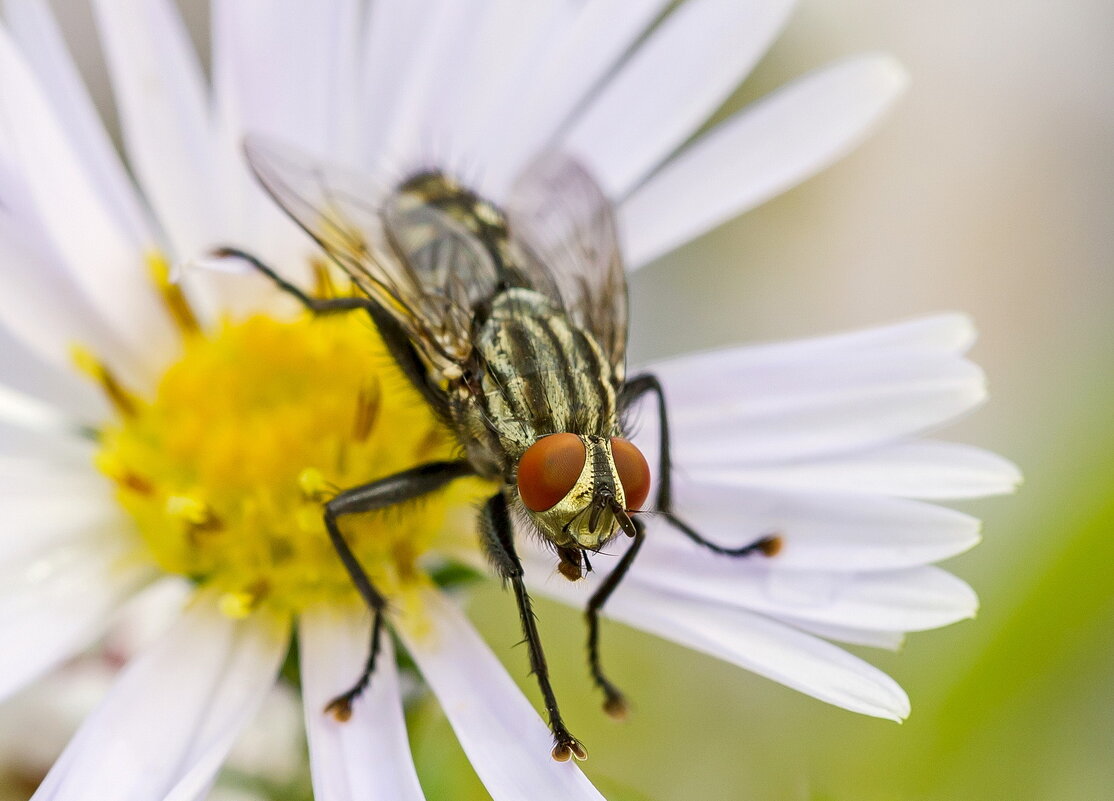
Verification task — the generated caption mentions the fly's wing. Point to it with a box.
[378,187,501,364]
[506,153,629,380]
[243,136,494,370]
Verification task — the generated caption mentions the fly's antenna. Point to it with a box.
[608,497,639,539]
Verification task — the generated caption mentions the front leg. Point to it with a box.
[480,491,587,762]
[585,517,646,718]
[621,373,781,557]
[321,460,476,720]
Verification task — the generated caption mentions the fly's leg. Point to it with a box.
[481,491,587,762]
[210,247,448,416]
[585,517,645,719]
[211,247,375,315]
[577,375,780,713]
[320,460,476,720]
[621,373,782,558]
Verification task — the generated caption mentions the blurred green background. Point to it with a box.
[8,1,1113,800]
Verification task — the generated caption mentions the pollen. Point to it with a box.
[92,309,471,615]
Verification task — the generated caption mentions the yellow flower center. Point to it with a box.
[89,289,479,617]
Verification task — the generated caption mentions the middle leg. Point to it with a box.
[480,491,587,762]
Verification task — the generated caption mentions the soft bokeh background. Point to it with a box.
[6,1,1112,799]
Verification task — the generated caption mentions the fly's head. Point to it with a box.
[515,433,650,571]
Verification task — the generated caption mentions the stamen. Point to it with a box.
[166,494,223,540]
[96,452,155,495]
[352,381,381,442]
[299,467,335,502]
[311,257,338,299]
[219,582,268,619]
[147,252,200,336]
[72,346,138,418]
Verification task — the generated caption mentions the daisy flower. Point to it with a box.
[0,0,1019,799]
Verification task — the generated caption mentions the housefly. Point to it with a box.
[215,138,776,761]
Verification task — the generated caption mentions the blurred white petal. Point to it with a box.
[628,541,980,630]
[0,24,175,371]
[479,0,671,194]
[530,575,910,721]
[92,0,215,263]
[690,440,1022,499]
[210,1,357,287]
[0,531,152,702]
[0,466,117,567]
[3,0,154,244]
[634,317,986,463]
[399,590,604,801]
[358,0,446,165]
[621,54,909,266]
[564,0,795,197]
[641,475,981,570]
[375,0,488,169]
[300,605,425,801]
[779,619,905,651]
[0,165,145,385]
[0,382,85,439]
[32,593,289,801]
[382,0,572,176]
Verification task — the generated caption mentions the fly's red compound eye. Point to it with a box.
[610,438,650,511]
[517,433,586,512]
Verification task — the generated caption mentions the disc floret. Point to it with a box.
[92,310,463,616]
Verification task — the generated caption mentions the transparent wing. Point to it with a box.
[507,153,629,377]
[243,135,491,368]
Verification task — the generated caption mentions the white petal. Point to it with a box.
[0,466,118,567]
[640,313,976,398]
[91,0,216,262]
[563,0,795,197]
[398,590,604,800]
[640,475,981,570]
[0,382,85,438]
[377,0,526,170]
[689,440,1022,499]
[299,605,425,801]
[636,318,986,463]
[529,574,909,720]
[2,0,154,245]
[0,161,146,382]
[0,418,94,464]
[210,2,359,289]
[32,593,289,801]
[0,318,108,421]
[629,535,980,630]
[621,54,909,267]
[478,0,672,194]
[414,0,576,189]
[0,529,152,702]
[777,618,905,651]
[213,0,360,158]
[0,24,176,369]
[357,0,441,163]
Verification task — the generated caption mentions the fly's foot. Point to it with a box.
[324,690,360,722]
[603,691,629,721]
[758,534,783,557]
[551,733,589,762]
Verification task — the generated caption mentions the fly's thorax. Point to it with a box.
[516,434,627,551]
[472,289,619,458]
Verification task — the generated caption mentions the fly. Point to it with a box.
[214,138,777,761]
